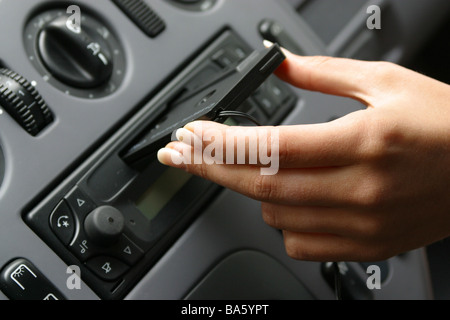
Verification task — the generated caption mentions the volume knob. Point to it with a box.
[84,206,125,247]
[0,68,53,136]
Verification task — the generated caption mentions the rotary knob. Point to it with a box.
[84,206,125,247]
[0,68,53,136]
[24,9,125,98]
[37,15,113,89]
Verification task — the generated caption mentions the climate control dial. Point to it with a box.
[24,8,125,99]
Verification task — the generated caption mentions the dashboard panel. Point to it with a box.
[0,0,449,300]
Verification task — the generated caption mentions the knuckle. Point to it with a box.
[369,61,408,94]
[185,163,209,180]
[283,233,322,261]
[285,243,320,261]
[372,61,398,79]
[378,125,405,156]
[284,237,308,260]
[358,115,404,163]
[353,178,387,208]
[252,174,277,200]
[276,134,292,166]
[261,203,279,228]
[357,216,386,239]
[358,117,384,161]
[197,163,210,180]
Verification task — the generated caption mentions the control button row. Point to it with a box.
[49,187,145,282]
[212,46,247,69]
[251,76,293,117]
[70,231,144,266]
[210,43,296,122]
[69,232,143,281]
[0,259,65,300]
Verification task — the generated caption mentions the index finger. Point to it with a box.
[271,43,379,106]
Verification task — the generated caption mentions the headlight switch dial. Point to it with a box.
[24,8,125,99]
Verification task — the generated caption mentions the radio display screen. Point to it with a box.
[136,168,192,221]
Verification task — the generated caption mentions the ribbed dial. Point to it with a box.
[0,68,53,136]
[112,0,166,37]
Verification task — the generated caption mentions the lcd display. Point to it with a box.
[136,168,192,221]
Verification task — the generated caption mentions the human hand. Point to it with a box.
[157,46,450,262]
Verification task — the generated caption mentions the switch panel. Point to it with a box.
[0,259,65,300]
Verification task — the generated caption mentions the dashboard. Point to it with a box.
[0,0,449,300]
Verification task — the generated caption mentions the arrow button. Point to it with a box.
[123,246,132,255]
[65,187,96,219]
[107,234,144,265]
[77,198,85,207]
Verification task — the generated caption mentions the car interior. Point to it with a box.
[0,0,449,300]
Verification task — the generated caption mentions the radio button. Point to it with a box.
[49,200,75,246]
[253,91,277,116]
[212,49,235,68]
[65,187,96,219]
[69,230,100,262]
[109,235,144,265]
[86,256,129,282]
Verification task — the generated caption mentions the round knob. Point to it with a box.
[84,206,125,247]
[0,68,53,136]
[37,16,113,89]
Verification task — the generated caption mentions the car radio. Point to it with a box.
[25,29,298,299]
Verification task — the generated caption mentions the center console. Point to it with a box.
[1,0,448,300]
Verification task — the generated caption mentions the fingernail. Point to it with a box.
[157,148,184,166]
[263,40,274,48]
[263,40,293,57]
[176,128,202,147]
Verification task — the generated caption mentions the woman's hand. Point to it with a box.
[157,47,450,262]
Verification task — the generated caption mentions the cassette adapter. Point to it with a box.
[123,43,285,164]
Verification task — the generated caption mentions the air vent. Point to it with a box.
[112,0,166,38]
